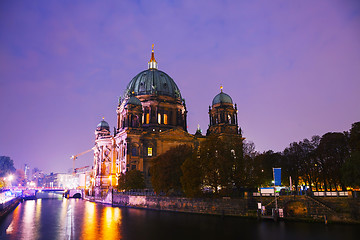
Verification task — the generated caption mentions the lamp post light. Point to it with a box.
[7,175,14,187]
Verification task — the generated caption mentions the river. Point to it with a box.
[0,198,357,240]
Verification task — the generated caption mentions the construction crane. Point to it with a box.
[70,148,95,174]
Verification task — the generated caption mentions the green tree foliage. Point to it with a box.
[242,141,270,188]
[282,136,320,191]
[182,121,358,193]
[283,142,304,191]
[243,140,256,159]
[150,145,194,195]
[341,151,360,188]
[253,151,282,187]
[341,122,360,188]
[298,136,320,191]
[349,122,360,152]
[317,132,349,191]
[199,135,244,195]
[117,169,145,191]
[0,156,16,177]
[117,173,127,190]
[276,123,360,191]
[281,133,349,191]
[180,152,202,197]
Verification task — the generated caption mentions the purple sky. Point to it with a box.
[1,0,359,174]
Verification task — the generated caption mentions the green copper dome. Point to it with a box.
[124,69,182,99]
[125,96,142,106]
[212,91,233,106]
[96,119,110,131]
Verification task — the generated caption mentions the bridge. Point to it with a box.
[1,188,83,201]
[23,189,65,199]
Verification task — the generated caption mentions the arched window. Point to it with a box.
[146,113,150,124]
[132,147,138,156]
[147,147,153,157]
[158,113,161,124]
[164,114,168,124]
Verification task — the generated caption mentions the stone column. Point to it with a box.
[172,108,176,126]
[184,109,188,131]
[209,106,212,126]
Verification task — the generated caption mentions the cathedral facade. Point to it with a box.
[91,46,241,191]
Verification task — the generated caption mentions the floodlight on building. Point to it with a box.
[8,175,14,181]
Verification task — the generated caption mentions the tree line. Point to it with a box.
[118,134,245,197]
[117,121,360,197]
[245,122,359,192]
[0,156,40,188]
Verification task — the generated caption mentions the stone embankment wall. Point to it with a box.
[252,195,360,223]
[112,194,254,217]
[85,190,360,223]
[0,197,21,220]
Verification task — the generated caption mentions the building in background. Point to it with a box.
[24,164,30,181]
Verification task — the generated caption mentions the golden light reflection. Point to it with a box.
[102,206,122,239]
[80,201,97,240]
[80,204,122,239]
[34,199,42,233]
[5,202,20,235]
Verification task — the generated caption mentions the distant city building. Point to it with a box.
[91,46,242,191]
[31,168,44,187]
[41,169,91,189]
[24,164,30,181]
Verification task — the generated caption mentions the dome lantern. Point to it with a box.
[148,44,158,69]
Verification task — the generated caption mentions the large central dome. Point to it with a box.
[125,69,182,99]
[124,45,182,100]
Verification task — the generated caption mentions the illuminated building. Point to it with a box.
[207,86,240,135]
[92,46,242,191]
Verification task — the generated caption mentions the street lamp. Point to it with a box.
[5,175,14,187]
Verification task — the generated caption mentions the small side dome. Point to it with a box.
[96,119,110,131]
[212,91,233,106]
[125,96,142,106]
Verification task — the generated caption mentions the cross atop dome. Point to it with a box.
[148,44,158,69]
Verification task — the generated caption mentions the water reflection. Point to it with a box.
[101,206,121,239]
[22,200,37,240]
[79,201,122,239]
[65,203,74,239]
[3,203,19,235]
[0,199,357,240]
[81,201,97,239]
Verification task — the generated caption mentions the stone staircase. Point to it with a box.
[253,195,337,218]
